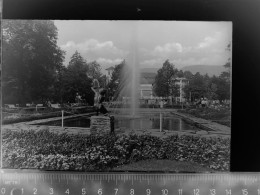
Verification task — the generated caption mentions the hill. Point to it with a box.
[181,65,225,76]
[140,68,159,73]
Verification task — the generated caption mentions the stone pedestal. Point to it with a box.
[90,116,111,134]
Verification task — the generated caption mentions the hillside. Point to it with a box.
[181,65,225,76]
[141,68,159,73]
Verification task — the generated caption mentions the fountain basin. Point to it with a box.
[32,113,202,131]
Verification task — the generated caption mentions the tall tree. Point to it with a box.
[62,51,93,105]
[218,43,231,100]
[176,70,184,78]
[205,76,219,100]
[87,61,102,79]
[183,72,207,101]
[210,76,230,101]
[87,61,106,87]
[220,43,231,82]
[153,60,177,97]
[2,20,65,105]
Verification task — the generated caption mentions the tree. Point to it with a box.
[183,72,207,101]
[153,60,177,97]
[87,61,106,87]
[218,43,231,100]
[61,51,93,105]
[52,66,67,104]
[176,70,184,78]
[183,71,193,80]
[220,43,231,82]
[2,20,65,105]
[87,61,102,79]
[210,76,230,101]
[205,76,219,100]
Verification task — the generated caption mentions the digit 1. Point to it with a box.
[193,188,199,195]
[162,189,168,195]
[225,189,231,195]
[1,188,5,194]
[242,189,248,195]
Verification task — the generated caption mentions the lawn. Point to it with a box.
[113,159,215,173]
[2,129,230,172]
[2,107,95,124]
[178,107,231,127]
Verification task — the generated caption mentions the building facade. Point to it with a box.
[105,66,115,84]
[172,77,189,103]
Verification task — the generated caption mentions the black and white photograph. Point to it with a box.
[1,20,231,172]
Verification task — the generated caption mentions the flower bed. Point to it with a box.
[2,129,230,171]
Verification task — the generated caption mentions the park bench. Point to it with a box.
[4,104,17,109]
[51,104,61,108]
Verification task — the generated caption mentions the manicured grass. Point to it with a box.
[178,107,231,127]
[113,159,215,173]
[2,107,95,124]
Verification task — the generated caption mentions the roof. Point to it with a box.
[140,72,156,84]
[172,77,188,81]
[105,66,115,71]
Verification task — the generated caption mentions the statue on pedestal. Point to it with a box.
[91,79,108,116]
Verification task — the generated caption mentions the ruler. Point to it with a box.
[0,170,260,195]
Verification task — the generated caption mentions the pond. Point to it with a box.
[34,113,200,131]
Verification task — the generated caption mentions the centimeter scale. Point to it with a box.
[0,170,260,195]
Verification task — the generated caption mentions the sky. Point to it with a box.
[54,20,232,73]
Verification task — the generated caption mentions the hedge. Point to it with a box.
[2,129,230,171]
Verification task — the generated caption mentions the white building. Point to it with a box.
[105,66,114,84]
[139,72,156,100]
[172,77,189,103]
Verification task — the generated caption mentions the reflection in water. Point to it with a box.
[35,114,199,131]
[160,113,162,132]
[115,114,198,131]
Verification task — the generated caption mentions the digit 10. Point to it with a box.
[162,189,168,195]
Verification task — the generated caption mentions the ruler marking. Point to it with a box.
[2,172,260,193]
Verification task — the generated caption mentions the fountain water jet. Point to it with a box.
[109,22,140,118]
[126,22,140,117]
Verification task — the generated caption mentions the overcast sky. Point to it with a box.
[54,20,232,73]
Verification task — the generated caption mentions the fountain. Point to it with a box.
[90,22,141,134]
[110,22,140,118]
